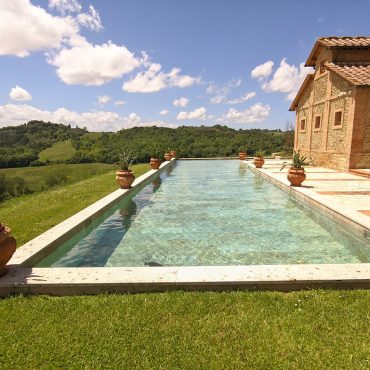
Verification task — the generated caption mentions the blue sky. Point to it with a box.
[0,0,369,131]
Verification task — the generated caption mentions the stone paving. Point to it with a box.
[247,159,370,231]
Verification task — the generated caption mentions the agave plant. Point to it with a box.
[280,151,309,170]
[117,148,135,171]
[254,149,264,158]
[150,145,163,160]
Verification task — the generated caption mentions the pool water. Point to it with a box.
[39,160,370,267]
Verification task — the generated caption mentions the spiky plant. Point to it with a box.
[254,149,264,158]
[117,148,135,171]
[280,151,309,170]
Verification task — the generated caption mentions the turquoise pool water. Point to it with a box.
[39,160,369,267]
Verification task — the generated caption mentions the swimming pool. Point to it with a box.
[38,160,369,267]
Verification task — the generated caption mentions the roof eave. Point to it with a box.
[289,74,314,111]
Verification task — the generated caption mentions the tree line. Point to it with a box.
[0,121,294,168]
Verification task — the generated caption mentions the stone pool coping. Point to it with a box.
[0,158,369,296]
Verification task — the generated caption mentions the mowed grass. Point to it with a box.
[0,163,149,245]
[0,163,117,193]
[38,139,76,162]
[0,290,369,369]
[0,161,369,369]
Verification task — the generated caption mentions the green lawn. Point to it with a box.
[0,162,369,369]
[0,163,149,245]
[0,163,117,193]
[38,139,76,162]
[0,290,369,369]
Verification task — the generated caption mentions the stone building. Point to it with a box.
[290,36,370,170]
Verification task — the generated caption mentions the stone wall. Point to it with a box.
[294,70,355,170]
[350,88,370,168]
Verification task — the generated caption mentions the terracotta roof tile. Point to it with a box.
[325,63,370,86]
[319,37,370,48]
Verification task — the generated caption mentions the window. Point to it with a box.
[314,116,321,130]
[300,119,306,131]
[334,111,342,126]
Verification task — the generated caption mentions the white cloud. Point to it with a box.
[77,5,102,31]
[114,100,126,106]
[177,107,206,121]
[9,86,32,101]
[227,92,256,104]
[49,0,82,14]
[48,40,140,85]
[173,97,189,107]
[122,63,201,93]
[97,95,111,105]
[261,58,311,100]
[210,95,227,104]
[0,0,78,57]
[225,103,270,124]
[211,91,256,105]
[206,78,241,95]
[251,61,274,80]
[159,109,169,115]
[317,16,325,23]
[0,103,177,131]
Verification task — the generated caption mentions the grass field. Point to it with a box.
[0,163,149,245]
[0,163,117,193]
[0,162,369,369]
[38,139,76,162]
[0,290,369,369]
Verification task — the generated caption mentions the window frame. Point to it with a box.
[314,115,322,131]
[333,109,343,129]
[300,118,306,132]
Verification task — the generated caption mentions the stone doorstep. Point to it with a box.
[0,264,369,296]
[8,159,176,267]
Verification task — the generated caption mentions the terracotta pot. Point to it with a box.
[239,152,247,160]
[150,158,161,170]
[116,170,135,189]
[0,226,16,277]
[287,168,306,187]
[170,150,177,159]
[164,153,172,161]
[253,157,264,168]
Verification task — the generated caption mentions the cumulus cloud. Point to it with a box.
[252,58,312,100]
[173,97,189,107]
[177,107,206,121]
[49,0,82,14]
[251,61,274,80]
[227,92,256,104]
[206,79,241,95]
[122,63,201,93]
[48,40,140,85]
[9,86,32,101]
[114,100,126,106]
[97,95,111,105]
[211,91,256,105]
[0,103,177,131]
[225,103,270,124]
[77,5,102,31]
[0,0,78,57]
[159,110,169,115]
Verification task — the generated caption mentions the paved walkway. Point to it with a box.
[245,159,370,231]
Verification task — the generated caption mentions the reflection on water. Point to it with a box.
[239,163,247,177]
[152,177,162,192]
[253,175,264,190]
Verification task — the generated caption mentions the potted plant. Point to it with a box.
[280,151,309,186]
[253,149,265,168]
[150,146,162,170]
[170,150,177,159]
[116,148,135,189]
[164,149,172,161]
[239,149,247,160]
[0,223,16,277]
